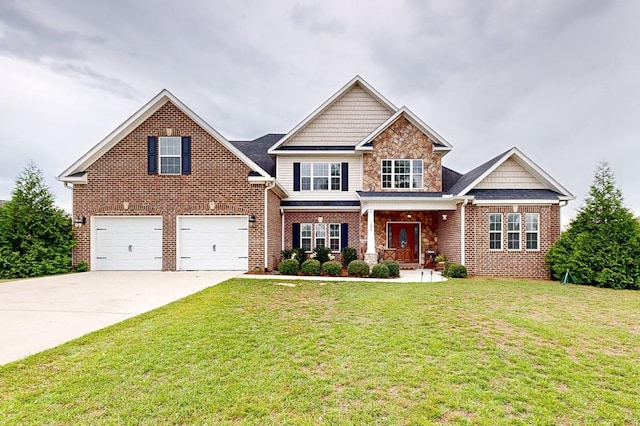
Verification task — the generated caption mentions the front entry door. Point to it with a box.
[388,223,419,262]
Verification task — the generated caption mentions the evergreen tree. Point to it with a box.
[546,161,640,289]
[0,162,75,278]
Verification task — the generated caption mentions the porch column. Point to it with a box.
[364,209,378,265]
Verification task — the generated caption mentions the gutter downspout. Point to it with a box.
[461,198,469,266]
[264,180,276,270]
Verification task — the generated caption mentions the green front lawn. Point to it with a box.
[1,277,639,424]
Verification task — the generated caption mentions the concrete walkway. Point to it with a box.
[242,268,447,283]
[0,271,239,365]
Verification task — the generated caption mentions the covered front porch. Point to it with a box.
[356,192,460,267]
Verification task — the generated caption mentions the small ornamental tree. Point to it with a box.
[0,162,75,278]
[546,161,640,289]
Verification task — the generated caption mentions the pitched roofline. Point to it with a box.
[354,106,453,152]
[267,75,397,154]
[456,147,574,198]
[58,89,271,181]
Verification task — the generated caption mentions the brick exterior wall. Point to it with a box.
[72,101,280,271]
[463,204,561,279]
[436,206,462,264]
[283,211,361,263]
[362,117,442,192]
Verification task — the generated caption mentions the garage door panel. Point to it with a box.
[93,217,162,271]
[178,216,248,271]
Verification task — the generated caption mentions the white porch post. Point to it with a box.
[364,209,378,265]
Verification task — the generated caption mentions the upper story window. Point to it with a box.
[147,136,191,176]
[159,137,182,175]
[293,162,348,192]
[381,159,423,189]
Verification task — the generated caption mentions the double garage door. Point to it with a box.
[93,216,248,271]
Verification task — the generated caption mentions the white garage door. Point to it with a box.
[93,217,163,271]
[177,216,248,271]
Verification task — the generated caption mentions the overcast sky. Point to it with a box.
[1,0,638,225]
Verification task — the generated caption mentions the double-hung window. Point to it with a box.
[299,223,342,252]
[507,213,521,250]
[301,162,341,191]
[381,159,423,189]
[525,213,539,250]
[159,136,182,175]
[489,213,502,250]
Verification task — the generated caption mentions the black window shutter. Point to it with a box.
[292,223,301,248]
[341,223,348,249]
[293,162,300,191]
[181,136,191,175]
[147,136,158,175]
[341,162,349,191]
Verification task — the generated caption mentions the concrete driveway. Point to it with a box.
[0,271,240,365]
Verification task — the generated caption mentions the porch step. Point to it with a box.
[398,263,421,270]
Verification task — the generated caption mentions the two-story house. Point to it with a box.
[59,76,573,278]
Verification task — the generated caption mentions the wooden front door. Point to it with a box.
[388,223,419,262]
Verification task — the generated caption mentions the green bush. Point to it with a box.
[381,260,400,278]
[281,249,294,261]
[347,260,370,277]
[322,260,342,276]
[370,263,390,278]
[445,263,467,278]
[341,247,358,267]
[301,259,321,275]
[73,261,89,273]
[278,258,299,275]
[292,248,307,263]
[312,246,332,265]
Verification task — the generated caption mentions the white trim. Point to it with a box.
[281,205,360,212]
[473,199,560,206]
[355,107,453,151]
[58,89,271,182]
[270,149,358,155]
[359,197,459,214]
[456,147,574,198]
[268,76,397,153]
[460,199,469,266]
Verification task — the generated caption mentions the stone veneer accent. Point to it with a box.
[362,116,442,192]
[360,211,438,263]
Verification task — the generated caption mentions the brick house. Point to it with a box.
[59,76,573,278]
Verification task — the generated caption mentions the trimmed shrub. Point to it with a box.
[281,249,294,261]
[347,260,370,277]
[381,260,400,278]
[445,263,467,278]
[370,263,390,278]
[322,260,342,276]
[301,259,321,275]
[73,261,89,273]
[341,247,358,267]
[278,258,299,275]
[312,246,332,265]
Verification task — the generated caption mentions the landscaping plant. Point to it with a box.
[321,260,342,276]
[340,246,358,267]
[278,258,299,275]
[347,260,369,277]
[370,263,390,278]
[381,260,400,278]
[546,161,640,289]
[300,259,321,275]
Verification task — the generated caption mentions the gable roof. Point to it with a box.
[355,106,453,153]
[447,147,573,199]
[268,76,397,153]
[58,90,272,182]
